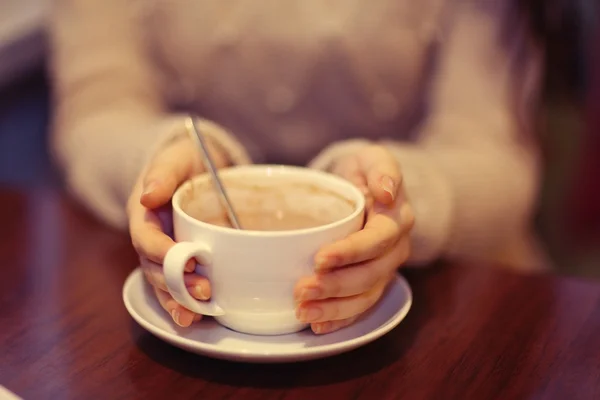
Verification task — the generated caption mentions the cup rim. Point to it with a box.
[172,164,366,237]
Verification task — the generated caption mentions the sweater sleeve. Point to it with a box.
[310,2,543,265]
[49,0,250,229]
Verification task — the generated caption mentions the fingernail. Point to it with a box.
[381,176,395,200]
[171,309,182,326]
[142,181,158,197]
[185,260,196,272]
[315,255,328,269]
[296,306,323,323]
[312,322,331,335]
[315,254,337,270]
[299,287,321,301]
[193,285,208,300]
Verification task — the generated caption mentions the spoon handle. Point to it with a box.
[186,116,243,229]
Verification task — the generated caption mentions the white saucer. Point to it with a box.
[123,268,412,363]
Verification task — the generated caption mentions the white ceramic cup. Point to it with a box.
[163,165,365,335]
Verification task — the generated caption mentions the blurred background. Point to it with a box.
[0,0,598,277]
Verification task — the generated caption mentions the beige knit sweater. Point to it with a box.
[49,0,548,271]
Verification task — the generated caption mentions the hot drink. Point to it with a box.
[180,180,355,231]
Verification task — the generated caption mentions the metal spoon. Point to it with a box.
[185,116,243,229]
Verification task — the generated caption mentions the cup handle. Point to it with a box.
[163,242,225,316]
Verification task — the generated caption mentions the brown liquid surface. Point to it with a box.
[180,179,355,231]
[202,210,332,231]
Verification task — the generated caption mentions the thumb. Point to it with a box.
[140,140,197,209]
[358,145,402,205]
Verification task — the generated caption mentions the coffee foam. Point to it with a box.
[180,178,357,231]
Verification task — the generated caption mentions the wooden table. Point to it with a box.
[1,188,599,400]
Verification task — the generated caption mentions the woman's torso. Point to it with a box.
[142,0,449,164]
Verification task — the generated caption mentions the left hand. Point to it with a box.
[295,144,414,334]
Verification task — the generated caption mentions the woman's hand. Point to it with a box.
[127,133,230,327]
[295,144,414,334]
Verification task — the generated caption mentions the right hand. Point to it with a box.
[127,132,230,327]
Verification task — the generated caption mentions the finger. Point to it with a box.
[316,201,414,270]
[130,206,177,264]
[330,155,369,195]
[141,258,211,300]
[397,201,415,233]
[315,212,401,269]
[358,145,402,205]
[296,278,389,323]
[137,240,195,275]
[311,315,359,335]
[141,140,198,209]
[154,287,200,327]
[296,238,410,302]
